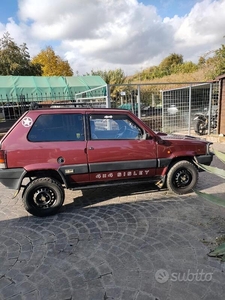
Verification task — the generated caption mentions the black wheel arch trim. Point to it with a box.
[0,168,27,190]
[0,167,69,191]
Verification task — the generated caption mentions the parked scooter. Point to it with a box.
[194,108,218,135]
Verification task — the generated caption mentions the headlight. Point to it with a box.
[207,143,214,155]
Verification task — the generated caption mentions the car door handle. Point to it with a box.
[88,147,94,150]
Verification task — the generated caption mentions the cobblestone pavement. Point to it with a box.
[0,143,225,300]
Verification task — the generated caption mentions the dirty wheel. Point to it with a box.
[167,161,198,194]
[22,177,65,217]
[194,119,207,135]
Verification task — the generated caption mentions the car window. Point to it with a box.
[28,113,84,142]
[89,114,142,140]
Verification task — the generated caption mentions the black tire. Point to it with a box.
[194,119,207,135]
[167,160,198,194]
[22,177,65,217]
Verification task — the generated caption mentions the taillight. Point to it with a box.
[0,150,6,168]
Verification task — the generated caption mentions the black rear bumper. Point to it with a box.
[0,168,26,189]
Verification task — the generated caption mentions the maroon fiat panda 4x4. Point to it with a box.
[0,103,213,217]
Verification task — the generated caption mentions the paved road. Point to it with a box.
[0,143,225,300]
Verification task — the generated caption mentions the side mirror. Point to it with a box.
[141,133,147,140]
[141,132,152,140]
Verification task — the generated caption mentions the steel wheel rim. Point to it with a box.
[33,187,56,208]
[174,169,192,188]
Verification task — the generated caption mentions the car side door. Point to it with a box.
[86,113,157,182]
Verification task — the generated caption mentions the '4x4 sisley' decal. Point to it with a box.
[95,169,150,179]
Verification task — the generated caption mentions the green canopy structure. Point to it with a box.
[0,75,107,103]
[0,75,108,120]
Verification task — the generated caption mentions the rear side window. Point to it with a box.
[28,114,84,142]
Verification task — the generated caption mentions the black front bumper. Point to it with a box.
[196,154,213,166]
[0,168,26,189]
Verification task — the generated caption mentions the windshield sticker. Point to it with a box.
[22,117,33,127]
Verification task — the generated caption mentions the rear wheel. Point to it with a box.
[167,161,198,194]
[22,177,65,217]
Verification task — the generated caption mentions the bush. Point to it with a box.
[195,149,225,206]
[195,149,225,261]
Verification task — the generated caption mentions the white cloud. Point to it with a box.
[175,0,225,45]
[1,0,225,75]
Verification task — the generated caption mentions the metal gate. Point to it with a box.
[108,81,219,135]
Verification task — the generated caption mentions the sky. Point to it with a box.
[0,0,225,76]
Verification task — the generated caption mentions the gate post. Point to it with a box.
[137,85,141,119]
[208,83,213,134]
[188,85,192,135]
[106,84,111,108]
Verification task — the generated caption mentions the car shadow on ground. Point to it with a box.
[60,183,169,210]
[61,174,225,213]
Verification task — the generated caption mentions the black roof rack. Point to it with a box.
[29,102,93,110]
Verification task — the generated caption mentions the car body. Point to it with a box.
[0,104,213,217]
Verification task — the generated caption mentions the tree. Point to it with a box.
[32,46,73,76]
[89,68,126,85]
[88,69,126,101]
[159,53,184,76]
[0,32,42,76]
[174,61,198,74]
[133,53,187,81]
[198,56,206,66]
[206,44,225,79]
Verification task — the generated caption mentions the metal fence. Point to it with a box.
[0,93,107,121]
[0,81,220,136]
[108,81,219,135]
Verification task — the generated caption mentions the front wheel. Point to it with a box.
[167,161,198,194]
[22,177,65,217]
